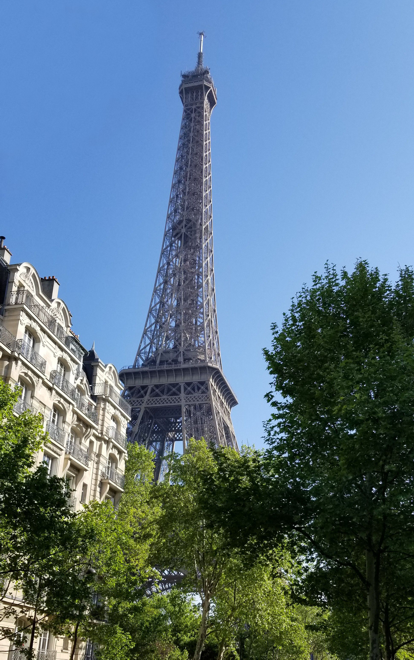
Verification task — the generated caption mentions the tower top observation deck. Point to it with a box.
[179,32,217,110]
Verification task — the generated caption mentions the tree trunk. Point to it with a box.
[69,620,80,660]
[27,578,42,659]
[366,549,381,660]
[217,640,226,660]
[383,601,394,660]
[193,595,210,660]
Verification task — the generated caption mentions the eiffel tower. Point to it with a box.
[120,34,238,479]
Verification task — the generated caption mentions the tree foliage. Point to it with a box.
[199,262,414,660]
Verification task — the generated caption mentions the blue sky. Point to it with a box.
[2,1,414,448]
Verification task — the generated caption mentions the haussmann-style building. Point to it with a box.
[0,236,131,660]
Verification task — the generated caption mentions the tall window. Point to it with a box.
[23,329,34,350]
[43,454,53,476]
[22,329,34,359]
[50,408,59,427]
[38,630,49,652]
[56,360,65,377]
[107,457,115,473]
[81,483,88,504]
[18,380,27,403]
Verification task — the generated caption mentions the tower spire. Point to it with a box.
[120,41,238,480]
[197,31,205,68]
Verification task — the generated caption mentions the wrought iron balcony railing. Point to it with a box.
[65,334,84,361]
[16,339,46,374]
[37,652,57,660]
[8,650,26,660]
[13,399,32,415]
[9,289,67,344]
[50,370,78,402]
[101,467,125,489]
[93,382,131,415]
[106,425,127,449]
[8,650,23,660]
[66,440,90,467]
[77,398,98,424]
[46,421,66,447]
[0,322,16,351]
[49,370,97,423]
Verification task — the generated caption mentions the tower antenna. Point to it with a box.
[197,31,205,68]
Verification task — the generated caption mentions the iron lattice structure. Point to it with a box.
[120,37,238,478]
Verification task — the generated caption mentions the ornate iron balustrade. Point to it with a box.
[106,425,127,449]
[65,334,84,361]
[9,290,67,344]
[77,398,98,424]
[16,339,46,374]
[13,399,32,415]
[37,652,57,660]
[0,322,16,351]
[46,421,66,447]
[101,467,125,489]
[8,650,26,660]
[94,382,131,415]
[50,371,97,423]
[50,370,78,402]
[66,440,90,467]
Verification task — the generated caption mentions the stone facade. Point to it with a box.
[0,239,130,660]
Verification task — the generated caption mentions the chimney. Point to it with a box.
[0,237,12,265]
[41,275,60,300]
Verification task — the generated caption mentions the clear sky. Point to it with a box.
[2,1,414,448]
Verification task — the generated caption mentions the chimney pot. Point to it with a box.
[41,275,60,300]
[0,237,12,265]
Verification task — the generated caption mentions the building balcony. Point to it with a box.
[106,425,127,450]
[65,334,84,361]
[16,339,46,374]
[37,652,57,660]
[50,370,97,424]
[8,651,26,660]
[46,421,66,447]
[94,382,131,416]
[13,399,33,415]
[101,467,125,490]
[9,289,67,344]
[50,370,78,402]
[0,322,16,351]
[77,398,98,424]
[66,440,90,468]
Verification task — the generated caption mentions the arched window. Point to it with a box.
[42,452,54,476]
[56,360,66,378]
[23,328,34,351]
[50,404,64,429]
[15,376,34,414]
[106,453,118,478]
[21,328,36,360]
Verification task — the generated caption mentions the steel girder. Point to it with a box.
[120,55,238,477]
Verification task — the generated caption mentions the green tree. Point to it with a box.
[200,262,414,660]
[154,440,231,660]
[210,552,309,660]
[155,440,309,660]
[49,443,161,660]
[0,381,77,657]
